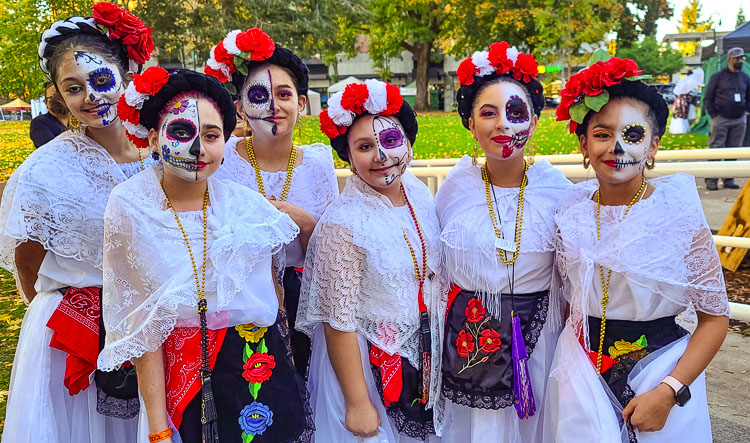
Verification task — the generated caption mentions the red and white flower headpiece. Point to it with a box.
[456,41,539,86]
[204,28,276,85]
[118,66,171,148]
[319,79,404,139]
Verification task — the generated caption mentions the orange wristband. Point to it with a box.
[148,428,173,442]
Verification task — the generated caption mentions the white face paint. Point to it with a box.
[72,51,123,126]
[242,68,277,136]
[372,115,410,186]
[159,98,205,181]
[348,115,411,190]
[474,81,532,160]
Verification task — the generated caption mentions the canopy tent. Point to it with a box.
[692,54,750,138]
[327,76,362,93]
[0,98,31,112]
[720,21,750,53]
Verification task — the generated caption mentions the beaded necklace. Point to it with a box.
[400,184,431,404]
[594,178,647,373]
[482,161,529,265]
[245,135,297,201]
[160,178,218,439]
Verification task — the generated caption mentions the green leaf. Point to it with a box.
[250,381,261,400]
[225,83,237,96]
[242,432,254,443]
[625,74,652,81]
[584,90,610,112]
[588,49,611,66]
[234,56,248,76]
[258,338,268,355]
[244,343,253,361]
[239,51,251,59]
[569,101,591,124]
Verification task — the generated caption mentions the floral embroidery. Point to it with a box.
[238,323,275,441]
[238,402,274,441]
[236,324,268,343]
[456,297,502,374]
[243,353,276,384]
[608,335,647,359]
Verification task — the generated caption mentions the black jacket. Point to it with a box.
[29,112,66,148]
[704,67,750,119]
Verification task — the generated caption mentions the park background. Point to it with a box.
[1,0,749,438]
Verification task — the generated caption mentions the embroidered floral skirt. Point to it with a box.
[442,289,549,410]
[178,312,314,442]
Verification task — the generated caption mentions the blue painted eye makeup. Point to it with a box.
[88,67,116,93]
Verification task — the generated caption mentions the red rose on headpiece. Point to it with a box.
[110,11,142,39]
[341,83,369,114]
[457,58,477,86]
[122,26,153,65]
[581,62,604,96]
[213,41,235,69]
[488,41,513,74]
[602,57,642,86]
[556,95,575,122]
[513,52,539,83]
[235,28,275,61]
[117,95,140,124]
[319,110,346,139]
[92,2,123,27]
[133,66,170,95]
[383,83,404,115]
[204,65,229,83]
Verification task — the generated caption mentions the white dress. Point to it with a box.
[544,174,730,443]
[213,135,339,268]
[0,132,156,443]
[434,156,571,442]
[97,164,300,443]
[297,172,447,442]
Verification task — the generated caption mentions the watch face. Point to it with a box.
[676,385,691,406]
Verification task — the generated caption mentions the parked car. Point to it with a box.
[650,83,676,104]
[545,96,561,108]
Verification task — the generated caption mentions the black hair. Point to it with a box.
[41,19,130,87]
[456,73,545,129]
[230,46,309,99]
[330,101,418,163]
[574,80,668,139]
[139,69,237,141]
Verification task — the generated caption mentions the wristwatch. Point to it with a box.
[661,375,691,407]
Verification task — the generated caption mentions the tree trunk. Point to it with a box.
[414,42,432,111]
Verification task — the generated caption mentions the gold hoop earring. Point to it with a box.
[646,158,655,170]
[297,113,302,139]
[582,157,590,169]
[472,140,478,166]
[69,114,80,130]
[243,119,249,135]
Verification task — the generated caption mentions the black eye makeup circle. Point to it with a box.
[506,95,530,124]
[622,123,646,145]
[166,119,197,142]
[246,82,271,107]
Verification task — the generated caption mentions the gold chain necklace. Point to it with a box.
[161,179,209,315]
[594,178,647,373]
[245,135,297,201]
[482,161,529,266]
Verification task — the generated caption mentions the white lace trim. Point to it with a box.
[0,132,154,273]
[555,173,730,349]
[97,164,299,370]
[297,171,448,408]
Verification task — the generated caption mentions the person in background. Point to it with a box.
[29,81,69,148]
[703,47,750,191]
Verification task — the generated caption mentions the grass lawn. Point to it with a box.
[0,109,709,433]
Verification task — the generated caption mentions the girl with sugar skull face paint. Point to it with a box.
[433,42,572,442]
[205,29,338,378]
[546,53,730,442]
[0,4,155,442]
[103,68,314,443]
[297,79,447,442]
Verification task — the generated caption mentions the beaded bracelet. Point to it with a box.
[148,428,173,442]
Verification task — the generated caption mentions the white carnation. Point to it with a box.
[223,30,242,55]
[471,51,494,77]
[327,93,355,126]
[124,84,149,108]
[122,121,148,139]
[506,46,519,63]
[363,79,388,114]
[206,56,231,79]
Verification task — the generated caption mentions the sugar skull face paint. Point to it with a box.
[159,98,203,181]
[584,98,657,184]
[72,51,123,126]
[240,64,302,139]
[348,114,412,191]
[241,68,278,136]
[472,81,534,160]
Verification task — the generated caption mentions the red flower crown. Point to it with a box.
[457,42,539,87]
[204,28,276,89]
[118,66,171,148]
[556,51,649,133]
[92,2,153,65]
[319,79,404,139]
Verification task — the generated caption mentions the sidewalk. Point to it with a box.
[707,331,750,442]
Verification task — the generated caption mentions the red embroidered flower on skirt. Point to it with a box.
[457,58,478,86]
[479,329,502,353]
[465,297,486,323]
[341,83,369,113]
[133,66,170,95]
[235,28,276,60]
[242,353,276,384]
[456,330,475,357]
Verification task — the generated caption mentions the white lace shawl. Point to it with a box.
[296,171,448,405]
[0,131,153,274]
[555,173,730,348]
[97,164,299,371]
